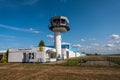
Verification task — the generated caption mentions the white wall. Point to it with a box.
[62,49,82,59]
[62,49,67,59]
[54,32,62,59]
[76,52,81,57]
[36,52,43,62]
[8,52,23,62]
[8,47,83,63]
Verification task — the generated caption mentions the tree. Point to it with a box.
[38,40,45,51]
[0,49,9,63]
[38,40,45,47]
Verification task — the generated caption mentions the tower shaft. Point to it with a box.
[49,16,70,60]
[54,32,61,59]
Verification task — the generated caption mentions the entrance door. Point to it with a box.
[23,53,27,63]
[0,55,3,60]
[66,51,69,59]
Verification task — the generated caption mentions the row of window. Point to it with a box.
[29,53,34,59]
[52,19,66,24]
[23,53,34,59]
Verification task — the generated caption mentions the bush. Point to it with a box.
[0,49,9,63]
[65,58,80,66]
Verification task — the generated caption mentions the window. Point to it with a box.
[31,53,34,59]
[29,53,31,59]
[61,19,66,24]
[52,19,60,25]
[29,53,34,59]
[53,19,57,23]
[56,19,60,25]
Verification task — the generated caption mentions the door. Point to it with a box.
[23,53,27,63]
[66,51,69,59]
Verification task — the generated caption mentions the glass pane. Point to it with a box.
[32,53,34,59]
[61,19,66,24]
[29,53,31,59]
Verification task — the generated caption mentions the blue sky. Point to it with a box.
[0,0,120,54]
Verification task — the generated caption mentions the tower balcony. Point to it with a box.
[49,16,70,32]
[49,25,70,32]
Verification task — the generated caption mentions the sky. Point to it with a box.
[0,0,120,54]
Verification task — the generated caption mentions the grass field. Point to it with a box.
[0,63,120,80]
[65,56,120,66]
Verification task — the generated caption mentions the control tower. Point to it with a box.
[49,16,70,59]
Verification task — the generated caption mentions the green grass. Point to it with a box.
[64,56,106,66]
[64,56,120,66]
[107,56,120,65]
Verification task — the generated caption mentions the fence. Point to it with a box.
[107,56,120,65]
[66,56,120,66]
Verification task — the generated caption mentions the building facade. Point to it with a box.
[8,45,85,63]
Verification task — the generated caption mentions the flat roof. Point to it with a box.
[50,16,69,23]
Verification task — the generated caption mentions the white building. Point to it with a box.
[8,45,85,63]
[8,16,86,63]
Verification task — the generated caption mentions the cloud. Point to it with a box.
[0,0,39,7]
[80,38,96,42]
[80,39,85,42]
[28,28,40,34]
[62,42,71,45]
[89,38,96,41]
[76,34,120,54]
[104,44,114,47]
[74,34,120,54]
[0,24,40,34]
[76,42,120,54]
[0,34,15,38]
[114,41,120,45]
[73,44,81,48]
[91,43,99,46]
[110,34,120,39]
[47,35,54,38]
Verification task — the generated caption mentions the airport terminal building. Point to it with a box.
[8,45,85,63]
[8,16,86,63]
